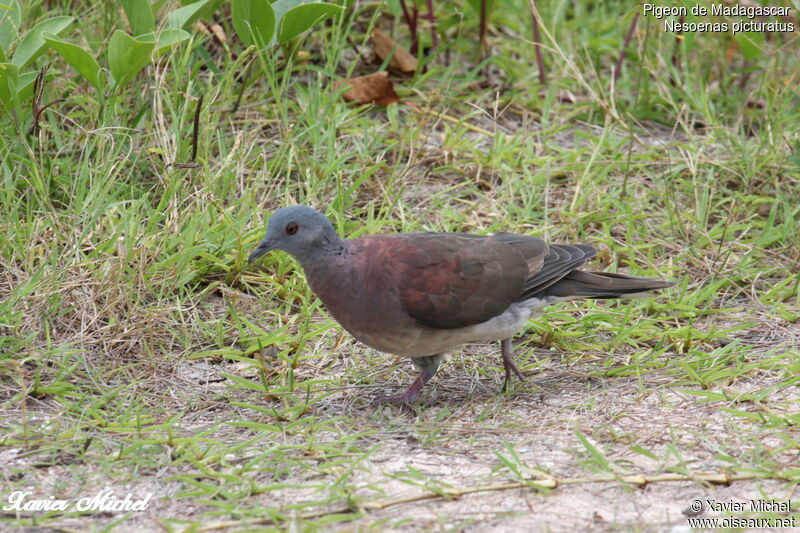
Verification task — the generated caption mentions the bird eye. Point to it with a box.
[285,222,298,235]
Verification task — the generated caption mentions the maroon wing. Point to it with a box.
[383,233,538,329]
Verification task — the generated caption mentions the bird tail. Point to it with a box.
[539,270,675,300]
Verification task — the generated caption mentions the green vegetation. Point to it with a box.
[1,0,798,530]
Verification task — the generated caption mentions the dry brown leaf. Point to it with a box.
[726,40,737,63]
[334,72,399,106]
[371,29,417,74]
[198,21,227,46]
[209,23,227,45]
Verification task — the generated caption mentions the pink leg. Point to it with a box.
[501,338,525,391]
[376,354,443,405]
[376,375,427,404]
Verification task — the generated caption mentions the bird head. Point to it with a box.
[248,205,340,264]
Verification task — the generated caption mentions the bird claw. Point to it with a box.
[374,375,425,406]
[501,338,526,392]
[373,392,421,415]
[374,392,414,404]
[502,372,526,393]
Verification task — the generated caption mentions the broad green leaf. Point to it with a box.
[735,31,764,61]
[43,34,101,90]
[0,62,19,108]
[120,0,155,36]
[12,15,74,69]
[166,0,216,30]
[232,0,275,48]
[179,0,222,20]
[277,3,342,44]
[465,0,495,17]
[271,0,300,24]
[0,0,22,53]
[107,30,155,88]
[138,29,191,53]
[16,69,39,101]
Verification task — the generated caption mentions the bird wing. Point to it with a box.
[520,243,597,298]
[381,233,542,329]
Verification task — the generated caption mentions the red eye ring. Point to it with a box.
[285,222,299,235]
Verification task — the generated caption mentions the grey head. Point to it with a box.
[248,205,342,266]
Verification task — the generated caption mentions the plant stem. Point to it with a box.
[528,0,546,84]
[398,0,418,54]
[426,0,438,50]
[479,0,488,59]
[613,12,640,83]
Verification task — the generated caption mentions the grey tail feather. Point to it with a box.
[538,270,675,300]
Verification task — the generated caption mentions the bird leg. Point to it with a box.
[380,374,426,405]
[501,338,525,391]
[377,354,443,404]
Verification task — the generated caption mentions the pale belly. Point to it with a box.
[347,298,551,357]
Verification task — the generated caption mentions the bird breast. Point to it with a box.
[305,246,549,357]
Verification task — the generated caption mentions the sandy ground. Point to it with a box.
[3,310,796,531]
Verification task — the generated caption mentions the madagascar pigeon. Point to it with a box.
[249,206,675,404]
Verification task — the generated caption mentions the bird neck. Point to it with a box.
[298,239,357,310]
[295,236,348,270]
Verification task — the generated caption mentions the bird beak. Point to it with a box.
[248,238,275,263]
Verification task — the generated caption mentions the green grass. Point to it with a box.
[1,0,799,530]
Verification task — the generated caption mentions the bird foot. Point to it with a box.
[375,376,424,405]
[501,338,526,392]
[374,389,415,403]
[502,373,524,393]
[502,359,526,390]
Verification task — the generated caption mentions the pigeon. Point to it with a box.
[249,205,675,404]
